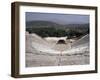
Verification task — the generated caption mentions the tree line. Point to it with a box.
[26,26,89,39]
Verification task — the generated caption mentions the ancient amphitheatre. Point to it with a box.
[26,32,89,67]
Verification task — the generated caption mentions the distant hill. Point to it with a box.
[26,20,61,28]
[26,20,89,28]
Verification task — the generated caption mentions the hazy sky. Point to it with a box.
[26,12,89,25]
